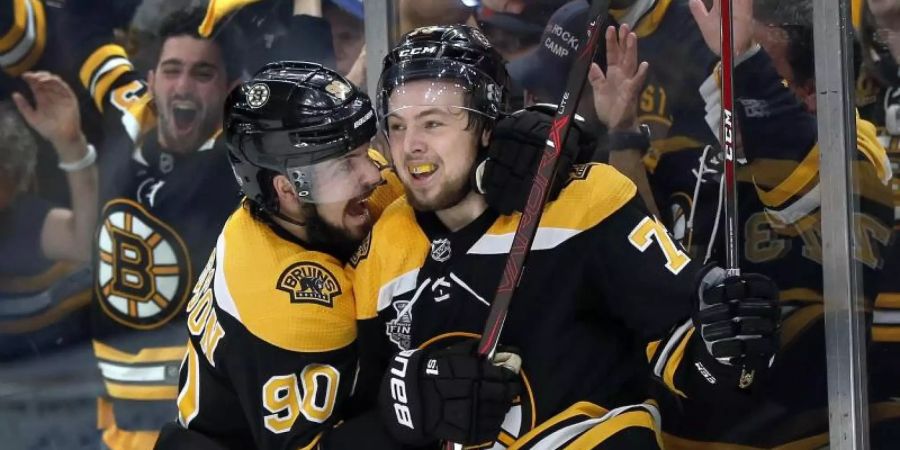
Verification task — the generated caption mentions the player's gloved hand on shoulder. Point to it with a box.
[693,265,781,388]
[378,339,522,446]
[475,104,598,215]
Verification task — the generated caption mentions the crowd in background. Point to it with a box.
[0,0,898,449]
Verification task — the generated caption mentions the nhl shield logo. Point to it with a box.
[246,83,270,108]
[430,238,451,262]
[386,300,413,350]
[276,262,342,307]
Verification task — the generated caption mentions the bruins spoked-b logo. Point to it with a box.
[96,200,191,329]
[246,83,270,108]
[276,262,342,307]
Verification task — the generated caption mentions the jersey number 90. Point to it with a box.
[263,365,341,433]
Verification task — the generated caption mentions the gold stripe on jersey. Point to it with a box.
[105,382,178,401]
[93,340,186,364]
[874,326,900,343]
[509,401,607,450]
[99,407,161,450]
[354,164,637,319]
[610,0,673,38]
[874,293,900,342]
[199,0,262,37]
[857,118,891,184]
[567,409,661,449]
[1,0,45,76]
[752,147,819,209]
[510,401,662,450]
[79,44,133,111]
[484,164,637,237]
[877,293,900,309]
[663,327,693,398]
[0,0,29,52]
[0,290,90,333]
[218,205,356,352]
[753,117,891,209]
[780,288,822,303]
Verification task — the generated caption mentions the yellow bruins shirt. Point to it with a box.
[173,204,357,449]
[351,164,726,447]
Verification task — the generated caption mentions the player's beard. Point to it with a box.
[301,203,363,262]
[404,167,472,212]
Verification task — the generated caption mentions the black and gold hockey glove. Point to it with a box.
[475,104,598,215]
[378,339,522,446]
[693,266,781,389]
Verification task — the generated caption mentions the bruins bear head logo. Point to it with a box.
[276,262,342,307]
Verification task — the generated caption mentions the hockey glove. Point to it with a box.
[694,266,780,387]
[378,339,522,446]
[476,105,598,215]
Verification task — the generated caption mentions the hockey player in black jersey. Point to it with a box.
[351,23,781,449]
[659,0,897,447]
[156,55,622,449]
[154,61,397,450]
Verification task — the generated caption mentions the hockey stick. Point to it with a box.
[477,0,611,359]
[719,0,741,277]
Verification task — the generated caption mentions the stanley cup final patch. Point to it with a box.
[276,262,342,307]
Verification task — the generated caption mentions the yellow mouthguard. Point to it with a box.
[409,163,437,175]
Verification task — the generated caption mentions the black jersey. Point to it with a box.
[173,204,357,450]
[351,164,731,446]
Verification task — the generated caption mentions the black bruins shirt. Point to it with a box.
[351,164,728,447]
[658,49,896,449]
[77,43,240,448]
[174,204,357,450]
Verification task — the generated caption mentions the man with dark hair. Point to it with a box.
[70,8,244,448]
[353,23,779,449]
[153,61,396,450]
[660,0,896,447]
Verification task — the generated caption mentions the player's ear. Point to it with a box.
[272,174,298,204]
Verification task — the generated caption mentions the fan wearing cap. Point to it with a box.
[351,24,779,449]
[509,0,722,254]
[155,62,397,450]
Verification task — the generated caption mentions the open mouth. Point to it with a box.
[345,190,373,219]
[172,103,198,131]
[407,162,437,182]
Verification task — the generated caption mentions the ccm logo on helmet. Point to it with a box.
[354,110,374,129]
[388,350,417,429]
[398,46,438,57]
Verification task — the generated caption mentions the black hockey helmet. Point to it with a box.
[225,61,378,206]
[376,24,510,123]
